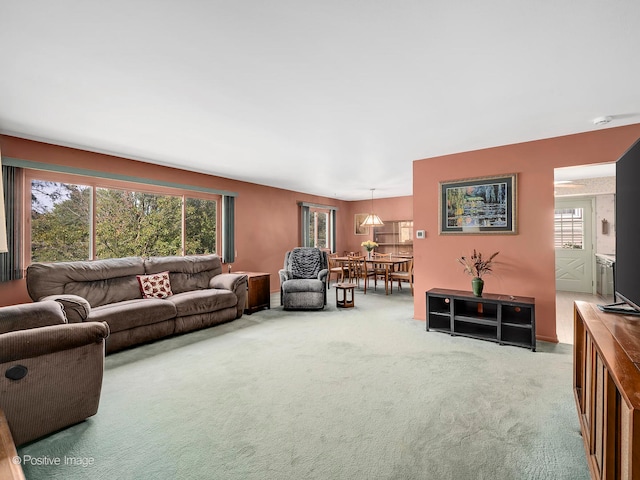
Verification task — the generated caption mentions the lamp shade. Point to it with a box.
[361,214,384,227]
[362,188,384,227]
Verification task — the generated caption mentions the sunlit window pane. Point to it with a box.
[95,188,182,258]
[309,209,329,249]
[554,208,584,249]
[185,197,217,254]
[31,180,91,262]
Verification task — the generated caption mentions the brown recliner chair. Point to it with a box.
[0,300,109,446]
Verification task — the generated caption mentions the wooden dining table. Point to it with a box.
[332,256,411,295]
[366,257,411,295]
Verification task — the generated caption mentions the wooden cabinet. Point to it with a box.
[373,220,413,256]
[574,301,640,480]
[426,288,536,351]
[235,272,270,314]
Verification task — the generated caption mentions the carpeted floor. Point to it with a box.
[18,286,589,479]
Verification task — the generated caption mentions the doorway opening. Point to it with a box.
[553,163,616,344]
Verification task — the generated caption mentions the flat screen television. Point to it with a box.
[600,137,640,314]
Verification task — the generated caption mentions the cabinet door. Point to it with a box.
[249,275,270,310]
[595,353,605,474]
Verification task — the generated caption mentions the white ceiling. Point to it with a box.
[1,1,639,201]
[554,163,616,182]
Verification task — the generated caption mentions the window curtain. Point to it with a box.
[0,165,23,282]
[300,205,311,247]
[222,195,235,263]
[331,209,337,253]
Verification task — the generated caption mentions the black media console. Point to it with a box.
[426,288,536,351]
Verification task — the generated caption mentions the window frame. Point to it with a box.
[308,207,330,250]
[23,169,221,264]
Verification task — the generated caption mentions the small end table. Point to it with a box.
[234,271,271,314]
[335,282,356,308]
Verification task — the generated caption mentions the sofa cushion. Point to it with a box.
[167,289,237,318]
[144,255,223,294]
[282,279,325,294]
[137,271,173,299]
[89,299,177,333]
[27,257,146,307]
[0,301,67,334]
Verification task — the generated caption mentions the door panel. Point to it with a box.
[555,198,594,293]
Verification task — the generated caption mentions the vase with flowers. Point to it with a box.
[361,240,378,259]
[456,249,499,297]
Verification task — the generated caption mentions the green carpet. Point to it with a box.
[17,287,589,479]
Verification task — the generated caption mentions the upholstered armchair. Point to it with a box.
[279,247,329,310]
[0,300,109,446]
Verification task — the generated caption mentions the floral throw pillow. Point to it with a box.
[137,271,173,299]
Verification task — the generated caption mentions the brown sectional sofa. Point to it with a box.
[26,254,248,353]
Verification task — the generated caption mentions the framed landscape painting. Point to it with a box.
[354,213,369,235]
[439,174,517,234]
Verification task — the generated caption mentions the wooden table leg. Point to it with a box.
[385,265,390,295]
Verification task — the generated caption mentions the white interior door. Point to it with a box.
[555,198,594,293]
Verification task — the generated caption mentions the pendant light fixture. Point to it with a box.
[361,188,384,227]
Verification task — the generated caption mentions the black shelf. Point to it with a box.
[454,321,498,340]
[500,325,534,347]
[454,315,497,326]
[429,326,451,334]
[454,299,498,320]
[426,288,536,351]
[502,321,533,329]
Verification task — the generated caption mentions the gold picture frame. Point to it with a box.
[439,173,517,235]
[354,213,369,235]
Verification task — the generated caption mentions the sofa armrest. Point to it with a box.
[0,301,67,335]
[0,321,109,364]
[38,294,91,323]
[317,268,328,282]
[210,273,248,292]
[279,269,291,283]
[210,273,248,318]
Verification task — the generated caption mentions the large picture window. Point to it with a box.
[28,171,219,263]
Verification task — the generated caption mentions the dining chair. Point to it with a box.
[327,254,348,288]
[371,252,392,289]
[389,257,414,295]
[348,255,377,294]
[345,253,360,281]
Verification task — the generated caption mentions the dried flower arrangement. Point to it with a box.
[457,250,499,278]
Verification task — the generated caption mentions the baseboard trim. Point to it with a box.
[536,334,559,343]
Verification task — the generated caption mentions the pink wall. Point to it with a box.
[412,124,640,342]
[0,135,352,305]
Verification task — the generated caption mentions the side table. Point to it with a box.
[234,272,271,314]
[335,282,356,308]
